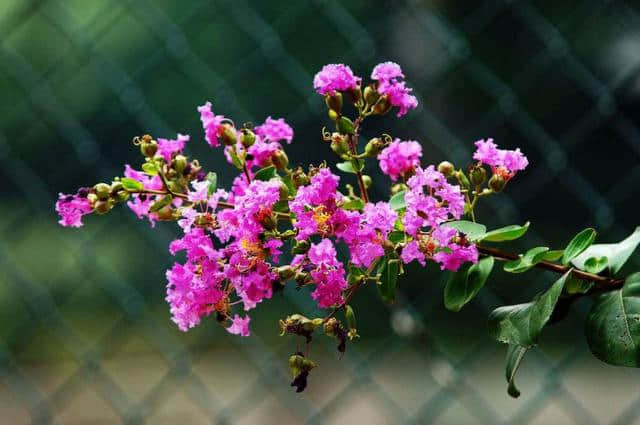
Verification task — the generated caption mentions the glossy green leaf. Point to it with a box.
[444,256,494,312]
[142,162,158,175]
[342,198,364,210]
[377,258,400,303]
[583,256,608,274]
[488,270,569,347]
[337,116,355,134]
[443,220,487,241]
[572,227,640,275]
[585,272,640,366]
[336,161,356,174]
[542,250,564,262]
[562,228,596,265]
[387,231,405,245]
[389,190,406,211]
[481,222,530,242]
[254,165,278,181]
[503,247,550,274]
[121,177,144,192]
[148,195,173,212]
[505,344,528,398]
[206,172,217,195]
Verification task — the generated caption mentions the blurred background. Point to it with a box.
[2,0,640,424]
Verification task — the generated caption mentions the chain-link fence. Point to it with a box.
[2,0,640,424]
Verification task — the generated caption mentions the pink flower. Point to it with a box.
[473,139,529,179]
[313,64,361,95]
[401,240,426,266]
[198,101,226,147]
[371,61,404,81]
[307,239,348,308]
[372,62,418,117]
[431,226,479,271]
[290,168,342,240]
[247,140,280,169]
[378,139,422,181]
[348,202,397,267]
[227,314,251,337]
[157,133,190,162]
[56,192,92,227]
[254,117,294,144]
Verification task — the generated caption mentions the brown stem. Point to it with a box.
[476,245,624,288]
[349,116,369,203]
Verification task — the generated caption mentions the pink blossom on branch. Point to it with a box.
[313,64,361,95]
[198,101,226,147]
[377,139,423,181]
[55,192,92,227]
[254,116,294,144]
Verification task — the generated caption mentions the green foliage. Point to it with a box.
[254,165,278,181]
[505,344,528,398]
[572,227,640,275]
[121,177,144,192]
[205,172,217,194]
[503,247,550,273]
[377,257,400,303]
[585,273,640,366]
[389,190,406,211]
[481,222,530,242]
[344,305,356,330]
[336,116,355,134]
[443,220,486,241]
[148,195,173,212]
[562,228,596,265]
[444,257,494,311]
[342,198,364,210]
[582,256,608,274]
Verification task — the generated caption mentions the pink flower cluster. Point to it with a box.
[473,139,528,179]
[254,117,294,144]
[157,133,190,162]
[378,139,423,181]
[198,102,226,147]
[401,166,478,271]
[371,62,418,117]
[55,191,92,227]
[313,64,361,95]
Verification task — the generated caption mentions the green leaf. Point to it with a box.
[342,198,364,210]
[148,194,173,212]
[387,231,405,245]
[389,190,406,211]
[444,256,494,312]
[377,258,400,303]
[564,276,594,295]
[344,305,356,330]
[443,220,487,241]
[254,165,278,181]
[336,116,355,135]
[205,172,217,195]
[336,161,355,173]
[542,250,564,262]
[585,272,640,366]
[282,174,296,197]
[142,162,158,175]
[488,270,570,347]
[582,256,608,274]
[572,227,640,275]
[503,247,550,274]
[121,177,144,192]
[505,344,528,398]
[562,228,596,265]
[229,147,244,170]
[481,222,530,242]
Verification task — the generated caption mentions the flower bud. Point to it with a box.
[328,109,339,121]
[240,129,256,148]
[172,155,188,174]
[437,161,455,177]
[272,149,289,171]
[347,86,363,104]
[363,137,385,157]
[168,181,183,193]
[488,174,506,192]
[87,193,98,206]
[295,271,310,286]
[220,124,237,146]
[330,134,350,158]
[140,138,158,158]
[156,205,174,220]
[279,182,289,200]
[323,317,340,337]
[363,84,379,105]
[291,167,309,188]
[372,95,392,115]
[94,199,111,215]
[325,92,343,114]
[362,175,372,189]
[455,170,470,189]
[110,181,123,194]
[469,165,487,186]
[277,266,296,281]
[292,240,310,255]
[391,183,407,195]
[94,183,111,200]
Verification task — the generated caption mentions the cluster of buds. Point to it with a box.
[56,61,529,392]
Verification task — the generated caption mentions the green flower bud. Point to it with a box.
[469,165,487,186]
[240,129,256,148]
[347,86,363,105]
[291,167,309,188]
[272,149,289,171]
[140,137,158,158]
[87,193,98,206]
[363,84,379,105]
[277,266,296,281]
[372,95,392,115]
[362,175,372,189]
[220,123,237,146]
[325,92,343,114]
[391,183,407,195]
[328,109,339,121]
[455,170,470,189]
[437,161,455,177]
[279,182,289,200]
[94,183,111,200]
[295,271,310,286]
[323,317,339,337]
[330,134,350,157]
[488,174,506,192]
[363,137,385,157]
[94,199,111,215]
[172,155,188,174]
[156,205,174,220]
[292,240,310,254]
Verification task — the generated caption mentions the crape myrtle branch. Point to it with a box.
[55,61,640,398]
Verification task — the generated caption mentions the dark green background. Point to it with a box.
[2,1,640,424]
